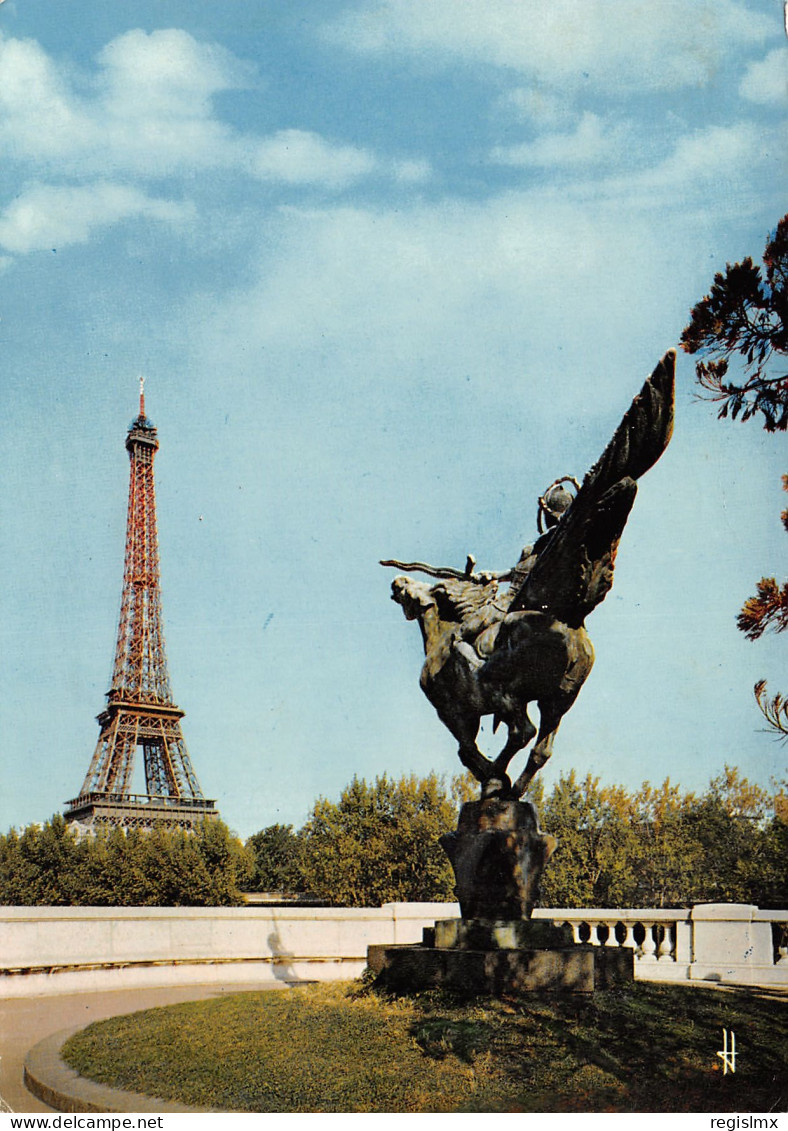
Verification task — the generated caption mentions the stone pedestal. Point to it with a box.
[440,798,555,919]
[367,797,633,995]
[368,917,634,995]
[432,917,569,950]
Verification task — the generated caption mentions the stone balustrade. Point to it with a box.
[0,902,785,997]
[532,908,692,980]
[533,905,788,986]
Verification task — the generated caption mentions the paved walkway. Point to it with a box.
[0,981,284,1114]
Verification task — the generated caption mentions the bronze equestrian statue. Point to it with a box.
[383,350,675,802]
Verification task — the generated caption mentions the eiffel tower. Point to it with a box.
[65,381,218,832]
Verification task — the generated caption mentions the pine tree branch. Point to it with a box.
[754,680,788,741]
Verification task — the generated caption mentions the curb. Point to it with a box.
[24,1028,222,1114]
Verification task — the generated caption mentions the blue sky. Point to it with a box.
[1,0,785,840]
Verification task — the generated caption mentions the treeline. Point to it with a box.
[0,773,469,908]
[248,772,472,906]
[245,766,788,910]
[1,766,785,908]
[0,816,253,906]
[531,767,787,910]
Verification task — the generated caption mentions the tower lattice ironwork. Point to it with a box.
[65,382,217,832]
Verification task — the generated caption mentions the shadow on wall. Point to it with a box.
[267,929,299,983]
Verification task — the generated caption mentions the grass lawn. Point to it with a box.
[61,979,788,1113]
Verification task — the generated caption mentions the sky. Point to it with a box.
[0,0,786,841]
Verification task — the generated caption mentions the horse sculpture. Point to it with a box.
[384,350,675,800]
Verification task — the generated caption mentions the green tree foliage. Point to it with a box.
[538,767,785,910]
[627,779,706,908]
[0,816,252,906]
[683,766,774,905]
[4,769,783,909]
[534,773,705,909]
[681,214,788,431]
[681,217,788,739]
[296,772,466,907]
[534,773,639,908]
[245,766,784,910]
[245,823,303,892]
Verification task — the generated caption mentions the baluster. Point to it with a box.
[622,922,638,952]
[565,920,585,945]
[639,922,658,962]
[657,923,674,961]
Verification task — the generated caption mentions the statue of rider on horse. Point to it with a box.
[382,351,676,802]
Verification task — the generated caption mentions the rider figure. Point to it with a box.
[451,477,579,669]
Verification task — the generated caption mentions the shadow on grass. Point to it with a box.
[61,978,788,1114]
[403,982,788,1113]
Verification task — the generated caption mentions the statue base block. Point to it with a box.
[368,917,634,996]
[440,798,556,920]
[432,917,572,950]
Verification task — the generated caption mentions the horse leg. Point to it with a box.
[458,737,513,797]
[492,706,537,780]
[509,698,566,798]
[436,706,501,791]
[459,743,509,794]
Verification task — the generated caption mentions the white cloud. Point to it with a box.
[0,182,195,253]
[518,121,778,216]
[617,122,770,201]
[96,28,253,117]
[0,33,88,160]
[501,87,573,129]
[0,29,407,192]
[739,47,788,105]
[325,0,771,93]
[0,30,243,175]
[192,194,680,408]
[252,129,377,188]
[392,158,432,183]
[491,113,629,168]
[190,116,780,403]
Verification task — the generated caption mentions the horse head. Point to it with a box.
[391,575,436,622]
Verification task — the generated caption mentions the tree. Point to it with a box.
[297,772,466,906]
[685,766,775,906]
[754,679,788,740]
[681,214,788,431]
[526,767,786,910]
[537,772,640,908]
[245,824,303,892]
[626,780,706,908]
[738,474,788,740]
[755,810,788,908]
[682,217,788,740]
[0,817,252,906]
[739,479,788,641]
